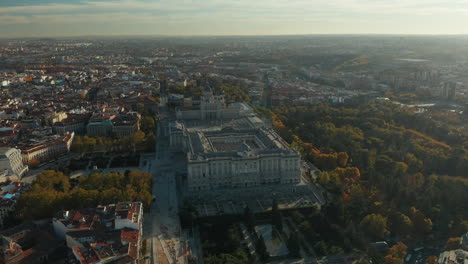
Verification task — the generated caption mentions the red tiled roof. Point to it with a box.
[121,229,139,244]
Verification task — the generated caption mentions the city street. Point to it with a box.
[21,155,75,183]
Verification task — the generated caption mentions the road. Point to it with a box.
[144,113,187,264]
[21,155,74,183]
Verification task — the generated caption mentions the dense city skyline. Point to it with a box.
[1,0,468,37]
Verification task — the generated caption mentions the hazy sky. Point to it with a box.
[1,0,468,37]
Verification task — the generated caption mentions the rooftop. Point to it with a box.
[54,202,143,264]
[439,250,468,264]
[186,123,296,161]
[54,202,142,232]
[0,147,18,159]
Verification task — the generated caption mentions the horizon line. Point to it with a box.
[2,33,468,40]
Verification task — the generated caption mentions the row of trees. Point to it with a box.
[15,170,153,220]
[360,207,433,241]
[382,241,438,264]
[71,130,156,153]
[164,77,250,104]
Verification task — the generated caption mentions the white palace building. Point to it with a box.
[163,85,301,194]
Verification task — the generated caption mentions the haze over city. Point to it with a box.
[0,1,467,264]
[2,0,468,37]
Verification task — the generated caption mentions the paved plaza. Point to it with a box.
[144,109,190,264]
[189,182,326,217]
[147,146,187,264]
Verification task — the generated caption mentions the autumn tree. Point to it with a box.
[404,153,423,173]
[82,135,97,152]
[313,152,338,170]
[445,237,461,250]
[334,167,361,182]
[140,116,156,134]
[425,256,438,264]
[28,158,40,169]
[337,152,349,167]
[319,171,331,185]
[361,214,388,239]
[409,207,432,236]
[132,130,146,145]
[385,242,408,264]
[71,135,84,153]
[390,212,413,237]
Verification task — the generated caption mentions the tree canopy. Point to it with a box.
[268,101,467,244]
[16,170,153,220]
